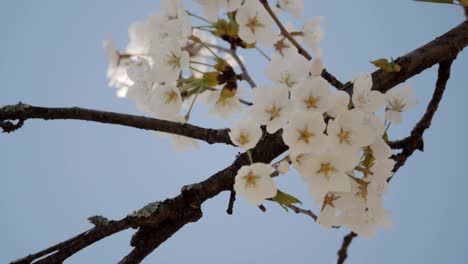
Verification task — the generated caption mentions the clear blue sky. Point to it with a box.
[1,1,467,263]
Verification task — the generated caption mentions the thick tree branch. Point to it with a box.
[344,20,468,94]
[0,102,233,146]
[12,131,287,264]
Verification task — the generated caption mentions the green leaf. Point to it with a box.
[414,0,455,4]
[271,190,302,212]
[370,58,401,72]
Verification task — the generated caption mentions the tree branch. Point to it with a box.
[335,59,454,264]
[0,102,233,146]
[9,12,468,264]
[336,232,358,264]
[390,59,453,173]
[344,20,468,94]
[11,131,288,264]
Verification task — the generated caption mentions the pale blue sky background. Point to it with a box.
[1,1,467,263]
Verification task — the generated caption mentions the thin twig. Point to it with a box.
[226,190,236,215]
[336,232,358,264]
[258,0,344,89]
[390,59,453,174]
[285,203,318,221]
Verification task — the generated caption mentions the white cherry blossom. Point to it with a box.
[193,0,243,22]
[327,109,376,150]
[302,142,360,203]
[247,85,293,134]
[265,49,309,90]
[294,76,333,113]
[149,84,183,118]
[278,0,304,18]
[327,90,350,118]
[385,85,419,124]
[236,0,278,46]
[282,112,326,153]
[352,72,385,113]
[229,118,262,150]
[303,16,324,55]
[234,163,277,205]
[152,41,190,83]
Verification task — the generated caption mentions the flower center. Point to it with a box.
[266,104,281,120]
[357,94,368,106]
[246,15,264,33]
[164,90,178,104]
[244,172,259,188]
[338,129,352,145]
[281,72,296,88]
[317,162,336,178]
[166,52,181,69]
[387,97,406,112]
[323,193,340,210]
[297,128,314,143]
[237,131,250,145]
[305,96,319,109]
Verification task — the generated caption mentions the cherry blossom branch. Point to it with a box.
[335,60,454,264]
[0,102,233,146]
[9,15,468,264]
[258,0,345,89]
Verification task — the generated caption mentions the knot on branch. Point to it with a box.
[129,202,161,218]
[88,215,110,226]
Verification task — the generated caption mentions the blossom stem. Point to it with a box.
[190,60,215,68]
[198,40,222,59]
[255,46,271,61]
[247,150,254,164]
[189,66,205,74]
[186,11,214,25]
[384,122,392,134]
[185,84,203,121]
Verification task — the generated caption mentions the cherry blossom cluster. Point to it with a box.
[104,0,418,238]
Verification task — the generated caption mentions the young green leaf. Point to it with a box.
[271,190,302,211]
[370,58,401,72]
